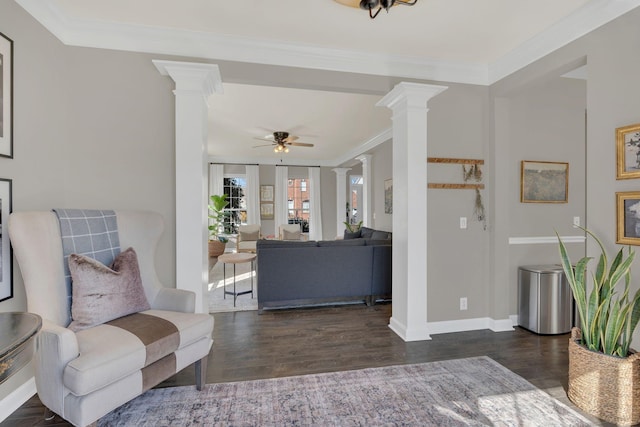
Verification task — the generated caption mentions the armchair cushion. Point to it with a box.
[239,229,259,241]
[68,247,150,332]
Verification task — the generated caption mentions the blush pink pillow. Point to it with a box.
[68,247,150,331]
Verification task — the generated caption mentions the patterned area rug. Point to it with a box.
[98,356,594,426]
[208,256,258,313]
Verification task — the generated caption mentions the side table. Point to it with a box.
[0,312,42,384]
[218,253,257,307]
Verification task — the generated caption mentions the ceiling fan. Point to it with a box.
[253,131,314,153]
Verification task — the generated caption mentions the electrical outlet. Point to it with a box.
[573,216,580,228]
[460,217,467,229]
[460,297,468,311]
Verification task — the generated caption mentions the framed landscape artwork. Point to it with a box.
[616,123,640,180]
[260,203,274,220]
[0,178,12,301]
[0,32,13,158]
[520,160,568,203]
[616,191,640,245]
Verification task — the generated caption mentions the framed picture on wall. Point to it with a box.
[0,32,13,159]
[260,202,274,220]
[384,179,392,214]
[260,185,274,202]
[616,123,640,179]
[0,178,12,301]
[616,191,640,245]
[520,160,568,203]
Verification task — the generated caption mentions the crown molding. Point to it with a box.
[488,0,640,83]
[208,155,335,167]
[16,1,640,86]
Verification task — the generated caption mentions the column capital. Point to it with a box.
[153,60,223,98]
[355,154,372,165]
[332,167,352,176]
[377,82,448,111]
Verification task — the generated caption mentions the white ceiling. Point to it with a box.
[16,0,640,165]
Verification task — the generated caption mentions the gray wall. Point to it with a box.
[0,1,177,401]
[372,141,393,232]
[426,84,491,321]
[504,77,587,314]
[4,0,640,407]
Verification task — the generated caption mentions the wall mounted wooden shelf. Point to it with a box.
[428,183,485,190]
[427,157,484,165]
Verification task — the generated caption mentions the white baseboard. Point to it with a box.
[389,317,433,342]
[427,316,515,335]
[0,376,36,423]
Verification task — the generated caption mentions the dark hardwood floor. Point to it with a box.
[3,303,609,426]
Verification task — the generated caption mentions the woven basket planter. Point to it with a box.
[568,327,640,426]
[208,240,226,257]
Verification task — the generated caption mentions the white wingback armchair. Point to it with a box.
[8,211,214,427]
[279,223,305,241]
[236,224,261,253]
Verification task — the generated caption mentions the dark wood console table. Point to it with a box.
[0,312,42,384]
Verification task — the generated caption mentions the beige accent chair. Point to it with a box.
[236,224,261,253]
[8,211,214,427]
[279,223,305,241]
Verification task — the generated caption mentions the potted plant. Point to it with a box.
[557,228,640,425]
[208,194,229,257]
[343,220,363,233]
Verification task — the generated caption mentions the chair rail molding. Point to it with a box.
[508,235,586,245]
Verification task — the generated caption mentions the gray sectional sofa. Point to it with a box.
[256,228,391,311]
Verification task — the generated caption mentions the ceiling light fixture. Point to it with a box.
[335,0,418,19]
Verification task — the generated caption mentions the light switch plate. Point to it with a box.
[573,216,580,228]
[460,217,467,229]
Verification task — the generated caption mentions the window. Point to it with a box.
[287,178,310,232]
[223,176,246,234]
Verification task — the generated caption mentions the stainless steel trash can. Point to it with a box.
[518,265,573,335]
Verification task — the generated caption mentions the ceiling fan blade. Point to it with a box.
[252,143,275,148]
[288,142,314,147]
[283,135,299,142]
[254,136,275,142]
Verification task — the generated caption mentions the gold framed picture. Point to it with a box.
[260,203,274,220]
[260,185,274,202]
[520,160,568,203]
[616,123,640,180]
[616,191,640,245]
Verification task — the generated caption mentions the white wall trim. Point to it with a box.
[16,0,640,86]
[427,317,515,335]
[0,377,36,423]
[508,235,586,245]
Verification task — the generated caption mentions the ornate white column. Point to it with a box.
[355,154,373,227]
[377,82,447,341]
[153,60,223,313]
[332,167,351,237]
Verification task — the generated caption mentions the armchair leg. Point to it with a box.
[195,356,208,390]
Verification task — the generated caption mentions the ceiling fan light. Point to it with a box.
[359,0,379,10]
[273,147,278,153]
[284,147,289,153]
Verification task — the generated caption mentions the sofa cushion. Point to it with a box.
[318,239,365,247]
[360,227,375,239]
[365,239,393,246]
[371,230,391,240]
[68,247,150,332]
[343,229,361,239]
[257,240,318,249]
